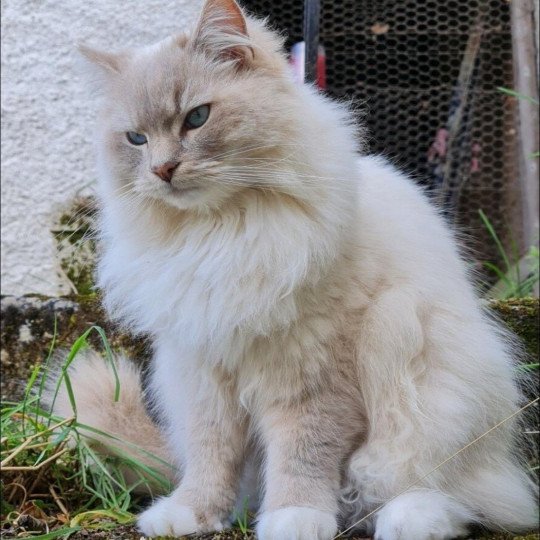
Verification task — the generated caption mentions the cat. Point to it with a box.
[49,0,538,538]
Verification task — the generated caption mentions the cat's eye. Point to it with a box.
[184,104,211,130]
[126,131,147,145]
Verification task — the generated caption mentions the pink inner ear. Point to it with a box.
[199,0,249,38]
[216,0,248,35]
[194,0,253,64]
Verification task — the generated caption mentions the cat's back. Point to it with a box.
[354,155,473,300]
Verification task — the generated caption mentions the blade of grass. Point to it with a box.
[497,86,539,105]
[70,508,134,528]
[21,527,83,540]
[92,326,121,402]
[479,209,512,275]
[35,315,59,420]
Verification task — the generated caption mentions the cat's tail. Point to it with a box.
[43,349,176,493]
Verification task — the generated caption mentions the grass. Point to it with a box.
[497,87,539,106]
[0,326,175,540]
[479,209,539,300]
[231,498,253,536]
[478,212,539,376]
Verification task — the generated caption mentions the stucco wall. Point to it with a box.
[1,0,203,296]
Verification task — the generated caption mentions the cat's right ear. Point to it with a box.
[76,43,127,91]
[191,0,254,66]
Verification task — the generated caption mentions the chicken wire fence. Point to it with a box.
[242,0,524,279]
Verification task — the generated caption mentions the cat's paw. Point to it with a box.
[374,491,472,540]
[257,506,337,540]
[137,496,227,537]
[138,498,198,537]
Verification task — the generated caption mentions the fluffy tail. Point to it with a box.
[43,349,176,492]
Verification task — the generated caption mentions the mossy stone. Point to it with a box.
[491,298,539,357]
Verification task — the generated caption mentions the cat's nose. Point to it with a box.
[152,161,180,183]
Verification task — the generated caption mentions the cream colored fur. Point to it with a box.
[51,0,538,538]
[48,350,175,490]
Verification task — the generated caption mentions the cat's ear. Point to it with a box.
[76,44,129,90]
[191,0,254,66]
[78,44,126,75]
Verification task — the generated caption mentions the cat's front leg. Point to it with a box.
[138,349,246,537]
[256,397,349,540]
[138,395,246,537]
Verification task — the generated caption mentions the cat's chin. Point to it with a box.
[153,184,234,212]
[160,190,206,210]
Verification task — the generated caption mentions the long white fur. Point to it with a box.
[52,1,539,538]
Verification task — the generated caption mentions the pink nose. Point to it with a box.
[152,161,180,183]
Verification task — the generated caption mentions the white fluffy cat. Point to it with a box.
[51,0,538,538]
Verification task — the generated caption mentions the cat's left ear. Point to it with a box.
[191,0,254,66]
[76,44,129,92]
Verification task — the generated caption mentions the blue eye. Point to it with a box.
[126,131,147,145]
[184,104,210,130]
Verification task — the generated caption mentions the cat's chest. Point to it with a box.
[100,227,300,351]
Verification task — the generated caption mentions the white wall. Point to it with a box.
[1,0,203,296]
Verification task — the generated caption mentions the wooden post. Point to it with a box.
[510,0,539,255]
[303,0,320,84]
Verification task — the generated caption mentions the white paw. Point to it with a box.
[257,506,337,540]
[138,498,199,537]
[374,491,472,540]
[138,495,227,537]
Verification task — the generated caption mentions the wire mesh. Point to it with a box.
[242,0,523,277]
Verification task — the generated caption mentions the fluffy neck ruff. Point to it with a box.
[97,87,361,358]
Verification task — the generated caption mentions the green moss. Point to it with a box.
[53,197,98,296]
[491,298,539,357]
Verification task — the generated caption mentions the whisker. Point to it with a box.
[207,141,313,161]
[210,173,359,194]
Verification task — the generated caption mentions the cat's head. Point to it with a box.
[82,0,313,212]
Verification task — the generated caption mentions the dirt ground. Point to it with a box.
[2,523,538,540]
